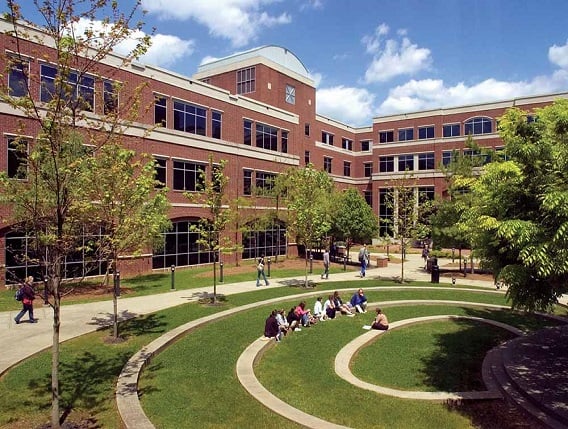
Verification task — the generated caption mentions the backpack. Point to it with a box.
[15,287,24,301]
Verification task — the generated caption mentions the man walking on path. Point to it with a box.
[321,248,330,279]
[14,276,37,324]
[358,245,369,278]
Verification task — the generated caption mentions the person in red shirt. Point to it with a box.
[14,276,37,324]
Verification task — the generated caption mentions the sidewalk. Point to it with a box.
[0,252,560,376]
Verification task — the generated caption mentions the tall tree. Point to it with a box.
[330,188,379,255]
[186,156,233,303]
[460,101,568,311]
[0,2,150,427]
[79,144,171,338]
[281,164,333,287]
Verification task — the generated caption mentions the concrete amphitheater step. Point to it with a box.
[485,330,568,429]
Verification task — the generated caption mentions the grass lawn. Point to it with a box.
[0,284,563,428]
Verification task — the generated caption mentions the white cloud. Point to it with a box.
[316,86,376,126]
[70,18,194,68]
[300,0,324,11]
[549,40,568,69]
[141,0,291,47]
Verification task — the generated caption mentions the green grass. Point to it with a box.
[0,285,563,428]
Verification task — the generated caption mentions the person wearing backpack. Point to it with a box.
[14,276,37,324]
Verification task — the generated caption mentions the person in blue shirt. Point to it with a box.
[349,288,368,313]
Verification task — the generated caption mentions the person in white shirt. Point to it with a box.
[313,296,326,321]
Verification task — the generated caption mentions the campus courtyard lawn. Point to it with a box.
[0,282,564,428]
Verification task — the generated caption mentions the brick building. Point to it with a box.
[1,19,566,285]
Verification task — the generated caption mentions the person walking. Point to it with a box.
[358,244,369,278]
[256,254,269,287]
[14,276,37,324]
[321,248,330,279]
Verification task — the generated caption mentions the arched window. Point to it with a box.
[464,117,492,135]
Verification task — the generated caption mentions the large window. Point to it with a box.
[243,169,253,195]
[212,111,222,139]
[418,152,435,170]
[152,220,214,269]
[379,156,394,173]
[7,137,28,179]
[155,95,167,126]
[398,154,414,171]
[154,157,167,188]
[379,188,394,237]
[379,130,394,143]
[173,101,206,135]
[364,190,372,207]
[324,157,332,174]
[40,64,94,111]
[464,117,492,135]
[244,120,252,145]
[443,123,460,137]
[343,161,351,177]
[364,162,373,177]
[172,160,205,191]
[442,150,455,166]
[322,131,334,145]
[285,84,295,104]
[342,138,353,151]
[256,171,276,194]
[281,131,288,153]
[361,140,371,151]
[236,66,256,94]
[418,126,434,140]
[398,128,414,141]
[256,123,278,151]
[8,58,28,97]
[242,222,287,260]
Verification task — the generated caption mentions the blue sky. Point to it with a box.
[11,0,568,127]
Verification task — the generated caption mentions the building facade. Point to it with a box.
[1,19,566,285]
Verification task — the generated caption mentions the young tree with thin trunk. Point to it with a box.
[0,2,151,427]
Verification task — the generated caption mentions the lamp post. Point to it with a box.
[43,278,49,305]
[267,257,271,277]
[309,252,313,274]
[219,261,224,282]
[114,270,121,297]
[170,265,176,290]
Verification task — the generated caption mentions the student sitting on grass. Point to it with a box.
[371,307,389,331]
[313,296,326,321]
[349,288,368,313]
[295,301,316,327]
[287,307,301,331]
[333,291,355,316]
[276,308,291,336]
[264,309,282,341]
[323,294,337,319]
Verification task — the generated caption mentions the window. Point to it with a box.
[256,171,276,194]
[495,146,510,161]
[236,66,255,94]
[7,137,28,179]
[154,158,167,188]
[464,117,492,135]
[398,154,414,171]
[173,101,206,136]
[243,170,252,195]
[379,156,394,173]
[379,188,394,237]
[364,162,373,177]
[104,80,118,115]
[418,126,434,140]
[443,123,460,137]
[398,128,414,141]
[154,96,167,126]
[172,160,205,191]
[256,123,278,151]
[361,140,371,151]
[323,157,332,174]
[342,138,353,151]
[244,120,252,145]
[464,148,491,165]
[442,150,455,166]
[379,130,394,143]
[281,131,288,153]
[285,84,295,104]
[364,190,372,207]
[322,131,334,145]
[304,150,310,165]
[419,187,435,203]
[343,161,351,177]
[305,123,310,136]
[8,58,28,97]
[242,222,287,260]
[40,64,94,111]
[418,153,435,170]
[212,111,222,139]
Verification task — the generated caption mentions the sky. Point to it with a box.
[10,0,568,127]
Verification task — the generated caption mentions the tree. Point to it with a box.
[186,156,233,303]
[0,2,150,427]
[459,101,568,311]
[281,164,333,287]
[79,144,171,338]
[330,188,379,255]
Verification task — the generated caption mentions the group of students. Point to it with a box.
[264,288,389,342]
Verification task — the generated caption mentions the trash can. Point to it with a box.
[431,264,440,284]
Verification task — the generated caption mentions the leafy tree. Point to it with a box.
[460,101,568,311]
[281,164,333,287]
[78,144,171,338]
[0,2,150,427]
[186,156,233,303]
[330,188,379,255]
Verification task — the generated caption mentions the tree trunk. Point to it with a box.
[51,278,61,429]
